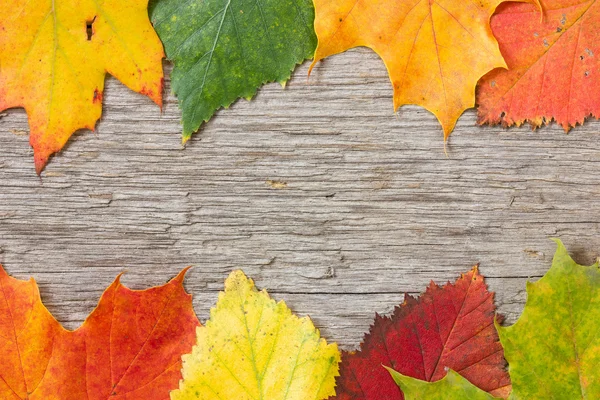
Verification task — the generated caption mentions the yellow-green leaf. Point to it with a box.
[171,270,340,400]
[498,240,600,399]
[387,368,499,400]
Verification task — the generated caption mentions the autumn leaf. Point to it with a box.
[0,266,199,399]
[149,0,317,142]
[387,368,500,400]
[310,0,524,138]
[171,270,340,400]
[477,0,600,130]
[333,267,510,400]
[0,0,164,174]
[498,239,600,399]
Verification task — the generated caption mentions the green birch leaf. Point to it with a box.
[149,0,317,141]
[386,368,499,400]
[498,239,600,399]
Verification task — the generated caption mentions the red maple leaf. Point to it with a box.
[332,267,510,399]
[477,0,600,130]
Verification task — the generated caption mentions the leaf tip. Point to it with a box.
[224,269,254,292]
[442,121,456,144]
[113,271,125,286]
[383,365,405,389]
[34,154,49,176]
[173,266,192,284]
[550,237,569,259]
[0,264,9,280]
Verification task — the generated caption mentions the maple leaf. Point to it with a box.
[0,0,164,174]
[477,0,600,130]
[0,266,199,399]
[149,0,317,142]
[171,270,340,400]
[387,368,500,399]
[310,0,524,138]
[498,239,600,399]
[332,266,510,400]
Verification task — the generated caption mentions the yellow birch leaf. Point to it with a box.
[0,0,164,174]
[171,270,340,400]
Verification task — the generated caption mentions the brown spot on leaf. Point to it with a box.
[93,89,103,103]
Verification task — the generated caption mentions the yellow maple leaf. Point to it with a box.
[171,270,340,400]
[0,0,164,174]
[310,0,529,138]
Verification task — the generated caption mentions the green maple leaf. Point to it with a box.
[149,0,317,141]
[386,368,499,399]
[498,239,600,399]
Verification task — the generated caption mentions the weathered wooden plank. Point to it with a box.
[1,48,600,348]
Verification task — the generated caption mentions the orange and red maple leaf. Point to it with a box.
[478,0,600,130]
[0,266,199,399]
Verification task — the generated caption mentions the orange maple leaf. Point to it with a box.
[310,0,535,138]
[0,266,199,399]
[0,0,164,174]
[477,0,599,130]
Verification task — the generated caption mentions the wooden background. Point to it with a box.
[1,49,600,349]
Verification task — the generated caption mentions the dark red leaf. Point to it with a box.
[333,267,510,399]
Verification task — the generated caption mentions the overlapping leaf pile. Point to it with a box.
[0,240,597,399]
[0,267,340,400]
[382,240,600,399]
[1,0,598,172]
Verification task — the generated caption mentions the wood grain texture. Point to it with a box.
[2,49,600,348]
